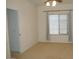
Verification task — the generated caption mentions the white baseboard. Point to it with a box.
[39,40,73,43]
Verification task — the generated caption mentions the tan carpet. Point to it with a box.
[15,43,73,59]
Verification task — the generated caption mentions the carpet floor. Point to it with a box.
[14,43,73,59]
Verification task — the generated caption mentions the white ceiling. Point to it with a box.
[29,0,73,6]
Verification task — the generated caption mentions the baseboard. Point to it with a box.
[39,41,73,44]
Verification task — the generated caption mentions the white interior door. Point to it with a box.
[7,9,20,52]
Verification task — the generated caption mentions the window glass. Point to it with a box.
[60,15,67,34]
[49,15,59,34]
[48,14,68,35]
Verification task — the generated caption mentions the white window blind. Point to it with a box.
[48,14,68,35]
[60,15,68,34]
[49,15,59,34]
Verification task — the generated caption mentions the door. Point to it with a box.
[7,9,20,52]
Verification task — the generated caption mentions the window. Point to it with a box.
[48,14,68,35]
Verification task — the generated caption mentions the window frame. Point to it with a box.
[48,14,69,35]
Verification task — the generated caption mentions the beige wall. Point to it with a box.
[7,0,38,53]
[38,4,73,43]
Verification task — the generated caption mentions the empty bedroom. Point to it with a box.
[6,0,73,59]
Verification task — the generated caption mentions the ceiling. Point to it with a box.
[30,0,73,6]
